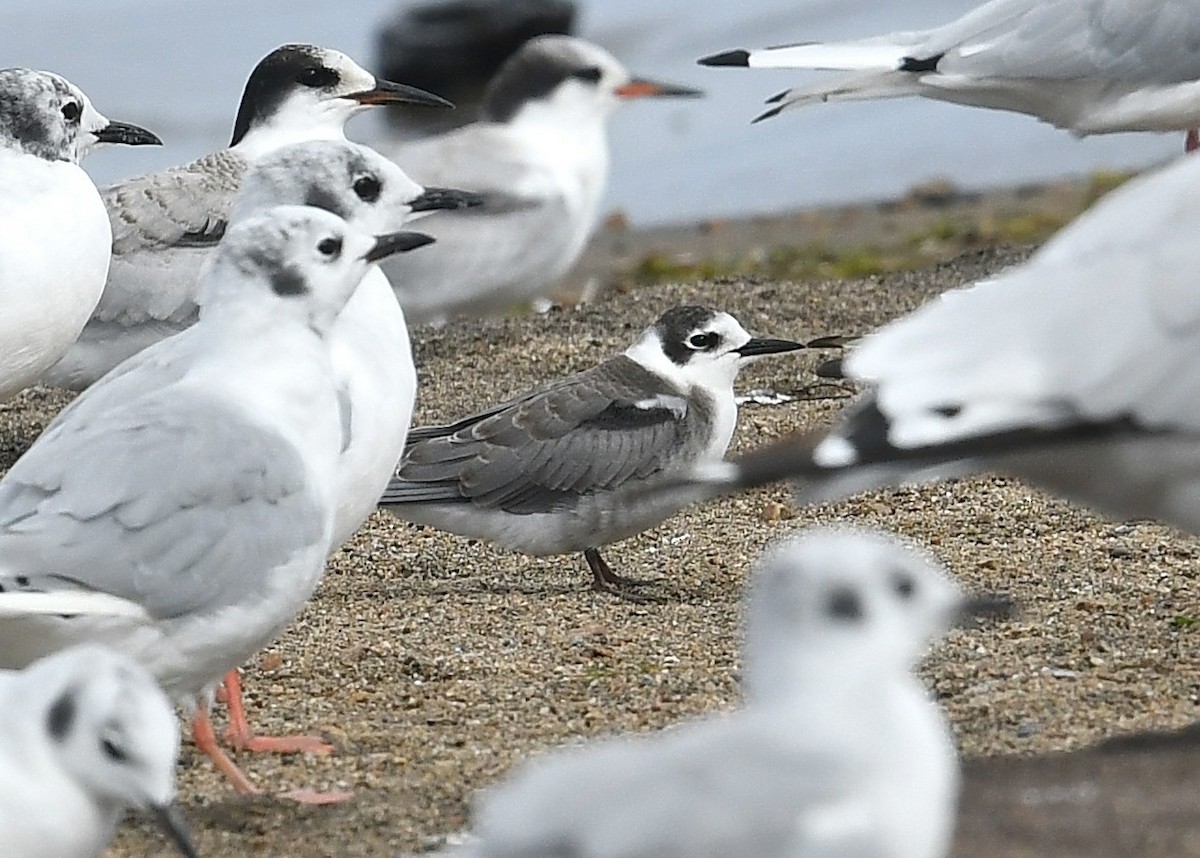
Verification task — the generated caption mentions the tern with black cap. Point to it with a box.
[381,305,810,595]
[377,35,703,323]
[45,43,454,390]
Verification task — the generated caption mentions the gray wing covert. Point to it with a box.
[385,357,694,514]
[0,391,326,620]
[97,150,247,326]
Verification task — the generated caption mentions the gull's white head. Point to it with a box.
[479,35,702,128]
[25,645,195,856]
[229,44,452,155]
[743,527,970,703]
[624,305,805,394]
[234,139,480,238]
[200,204,434,334]
[0,69,160,163]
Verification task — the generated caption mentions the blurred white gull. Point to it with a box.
[423,526,989,858]
[377,35,702,324]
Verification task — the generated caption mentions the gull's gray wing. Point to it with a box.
[917,0,1200,84]
[96,149,248,326]
[378,125,583,320]
[470,713,879,858]
[0,388,325,620]
[382,356,703,514]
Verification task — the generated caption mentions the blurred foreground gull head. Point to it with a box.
[377,35,703,324]
[699,0,1200,149]
[381,305,810,596]
[423,526,977,858]
[0,645,194,858]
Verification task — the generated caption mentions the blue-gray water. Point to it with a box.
[3,0,1180,226]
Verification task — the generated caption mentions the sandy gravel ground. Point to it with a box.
[7,235,1199,856]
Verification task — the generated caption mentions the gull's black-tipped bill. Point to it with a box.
[410,187,485,212]
[348,78,454,109]
[698,49,751,68]
[615,78,704,99]
[149,802,198,858]
[94,120,162,147]
[735,337,806,358]
[364,230,436,262]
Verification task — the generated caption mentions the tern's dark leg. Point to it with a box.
[584,547,656,593]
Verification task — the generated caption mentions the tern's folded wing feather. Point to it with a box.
[0,391,325,621]
[97,150,248,326]
[384,357,700,514]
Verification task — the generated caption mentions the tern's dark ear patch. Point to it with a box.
[47,690,77,741]
[230,44,335,146]
[480,41,605,123]
[826,587,864,622]
[270,266,309,297]
[654,305,720,365]
[304,183,350,220]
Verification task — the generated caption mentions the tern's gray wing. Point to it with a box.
[468,714,879,858]
[97,149,247,326]
[384,356,703,514]
[379,126,581,320]
[915,0,1200,83]
[0,388,324,620]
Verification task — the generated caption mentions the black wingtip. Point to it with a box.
[411,187,485,212]
[752,104,785,124]
[698,49,751,67]
[765,89,789,105]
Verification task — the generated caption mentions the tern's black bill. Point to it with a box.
[735,337,806,358]
[410,187,485,213]
[363,231,436,262]
[615,78,704,99]
[149,802,198,858]
[95,120,162,147]
[348,79,454,109]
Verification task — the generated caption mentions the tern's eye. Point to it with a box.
[687,332,719,350]
[572,66,603,84]
[353,175,382,203]
[298,66,339,89]
[61,101,81,122]
[317,237,343,258]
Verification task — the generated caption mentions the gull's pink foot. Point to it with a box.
[191,708,260,795]
[219,669,335,755]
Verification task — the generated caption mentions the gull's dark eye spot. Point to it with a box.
[100,738,128,762]
[826,587,864,622]
[61,101,81,122]
[353,175,382,203]
[572,66,603,84]
[298,66,339,89]
[688,332,719,351]
[317,237,343,258]
[47,691,77,741]
[892,572,917,600]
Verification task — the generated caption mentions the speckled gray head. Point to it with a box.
[0,68,160,163]
[479,35,702,123]
[200,204,434,333]
[233,140,481,238]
